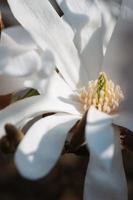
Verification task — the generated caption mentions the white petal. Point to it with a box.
[57,0,103,79]
[57,0,120,78]
[57,0,101,50]
[0,51,41,76]
[24,70,75,98]
[38,50,55,78]
[8,0,88,89]
[1,26,36,51]
[42,72,74,97]
[0,26,41,78]
[96,0,121,54]
[57,0,90,32]
[25,49,56,92]
[0,50,40,94]
[0,32,55,95]
[25,72,83,119]
[15,113,79,180]
[0,94,81,138]
[84,106,127,200]
[0,26,41,94]
[79,4,103,80]
[81,26,103,80]
[103,18,133,130]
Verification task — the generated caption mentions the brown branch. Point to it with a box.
[64,110,89,156]
[0,124,24,154]
[115,125,133,152]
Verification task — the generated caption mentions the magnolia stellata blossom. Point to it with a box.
[0,0,133,199]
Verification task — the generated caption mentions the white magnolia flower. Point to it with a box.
[0,0,133,199]
[0,26,55,95]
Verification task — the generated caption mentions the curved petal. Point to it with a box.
[84,106,127,200]
[103,18,133,131]
[8,0,88,89]
[37,49,56,78]
[57,0,121,78]
[96,0,121,54]
[0,34,55,95]
[0,50,41,94]
[1,26,37,51]
[57,0,101,50]
[57,0,90,32]
[0,51,41,76]
[44,72,76,99]
[15,113,79,180]
[57,0,103,80]
[24,72,82,122]
[81,26,103,81]
[0,93,81,138]
[0,26,41,94]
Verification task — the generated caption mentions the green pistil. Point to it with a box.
[97,72,107,100]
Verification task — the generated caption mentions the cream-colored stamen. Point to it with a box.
[79,72,124,114]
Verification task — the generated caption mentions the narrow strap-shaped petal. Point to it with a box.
[1,26,37,51]
[0,26,37,61]
[0,94,81,138]
[103,15,133,131]
[0,51,41,76]
[15,113,79,180]
[0,26,55,94]
[8,0,88,89]
[96,0,121,54]
[36,71,76,98]
[84,106,127,200]
[57,0,103,80]
[57,0,90,32]
[0,26,39,94]
[0,49,43,95]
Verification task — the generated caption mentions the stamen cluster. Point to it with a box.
[79,72,124,114]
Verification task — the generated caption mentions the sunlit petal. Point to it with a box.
[1,26,36,51]
[8,0,88,89]
[0,30,56,93]
[38,71,76,98]
[57,0,103,80]
[0,94,81,138]
[57,0,90,32]
[0,51,41,76]
[81,26,103,80]
[96,0,121,54]
[15,113,79,180]
[103,17,133,131]
[84,106,127,200]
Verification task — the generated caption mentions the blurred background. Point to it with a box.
[0,0,133,200]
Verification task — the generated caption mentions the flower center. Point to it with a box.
[79,72,124,114]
